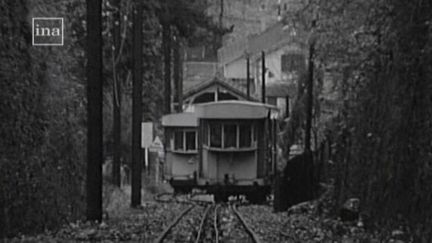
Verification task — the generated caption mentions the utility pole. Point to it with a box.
[112,0,121,187]
[214,0,224,55]
[162,21,171,114]
[246,55,250,99]
[173,35,183,112]
[178,45,183,112]
[131,0,143,208]
[261,51,266,103]
[277,0,282,20]
[219,0,224,29]
[86,0,103,221]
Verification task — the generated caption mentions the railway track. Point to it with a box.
[154,192,213,205]
[154,202,261,243]
[231,204,262,243]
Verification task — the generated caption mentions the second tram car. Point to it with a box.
[162,100,277,202]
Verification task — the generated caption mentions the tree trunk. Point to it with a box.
[305,42,314,152]
[112,0,121,187]
[131,0,143,207]
[86,0,103,221]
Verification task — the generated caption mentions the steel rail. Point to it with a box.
[232,204,262,243]
[154,204,195,243]
[194,205,212,243]
[155,192,213,205]
[214,204,220,243]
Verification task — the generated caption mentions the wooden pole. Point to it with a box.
[112,0,121,187]
[261,51,266,103]
[163,23,171,114]
[86,0,103,221]
[178,45,183,111]
[174,35,182,112]
[273,119,279,174]
[131,0,143,207]
[305,42,314,152]
[219,0,224,29]
[214,0,224,54]
[246,55,250,99]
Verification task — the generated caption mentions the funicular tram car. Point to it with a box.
[162,101,277,202]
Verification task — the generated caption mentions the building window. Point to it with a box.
[281,53,305,73]
[173,130,197,152]
[267,97,277,106]
[230,78,255,91]
[268,70,275,78]
[208,122,255,149]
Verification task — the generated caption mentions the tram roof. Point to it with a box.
[195,101,278,119]
[162,101,278,127]
[162,112,198,127]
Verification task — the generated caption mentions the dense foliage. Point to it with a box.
[290,0,432,239]
[0,0,223,237]
[0,0,87,237]
[3,0,430,239]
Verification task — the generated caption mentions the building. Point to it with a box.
[205,0,305,45]
[181,46,266,113]
[217,17,308,118]
[182,76,256,112]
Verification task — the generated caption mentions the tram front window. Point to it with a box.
[185,131,196,150]
[210,124,222,147]
[224,124,237,148]
[208,122,255,149]
[239,124,252,148]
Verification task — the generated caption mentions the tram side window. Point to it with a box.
[174,131,184,150]
[173,130,197,152]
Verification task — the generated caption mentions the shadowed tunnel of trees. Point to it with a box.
[1,0,432,240]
